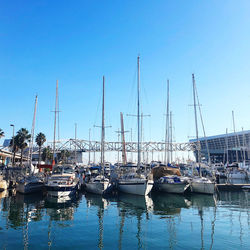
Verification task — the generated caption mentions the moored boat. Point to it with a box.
[155,175,190,194]
[118,172,153,196]
[16,175,44,194]
[45,165,80,198]
[190,177,215,194]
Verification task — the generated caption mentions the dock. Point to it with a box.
[217,183,250,191]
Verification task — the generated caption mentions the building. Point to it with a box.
[189,130,250,163]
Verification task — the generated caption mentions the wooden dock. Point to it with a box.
[217,183,250,191]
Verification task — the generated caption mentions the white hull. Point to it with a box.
[47,190,72,197]
[158,182,189,194]
[118,179,153,196]
[85,181,110,195]
[228,172,247,180]
[191,181,215,194]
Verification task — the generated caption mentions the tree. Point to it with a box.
[42,146,53,164]
[58,150,71,163]
[0,129,4,139]
[15,128,31,165]
[9,136,19,165]
[35,132,46,165]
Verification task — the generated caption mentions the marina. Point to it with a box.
[1,1,250,249]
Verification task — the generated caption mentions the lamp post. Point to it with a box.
[10,124,15,166]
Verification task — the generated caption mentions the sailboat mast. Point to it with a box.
[226,128,229,165]
[242,127,246,164]
[120,112,127,165]
[53,80,58,165]
[29,95,38,166]
[170,111,173,163]
[232,110,239,162]
[192,74,200,169]
[164,80,170,164]
[74,123,77,164]
[101,76,105,173]
[88,128,91,165]
[137,56,141,168]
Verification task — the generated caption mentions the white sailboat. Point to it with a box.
[153,80,189,194]
[189,74,216,195]
[118,56,154,196]
[85,76,111,195]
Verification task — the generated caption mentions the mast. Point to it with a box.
[232,111,239,162]
[130,128,133,162]
[242,127,246,164]
[52,80,58,165]
[88,128,91,165]
[116,130,120,164]
[170,111,173,163]
[226,128,229,165]
[137,55,141,168]
[120,112,127,165]
[101,76,105,174]
[141,112,143,163]
[192,74,200,175]
[164,80,170,165]
[29,95,38,167]
[74,123,77,164]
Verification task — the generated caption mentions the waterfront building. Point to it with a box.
[190,130,250,164]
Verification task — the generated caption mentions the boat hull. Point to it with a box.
[191,181,215,194]
[46,184,79,197]
[118,179,153,196]
[85,181,109,195]
[0,180,7,192]
[157,182,189,194]
[228,172,247,180]
[16,182,44,194]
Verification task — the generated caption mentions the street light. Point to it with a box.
[10,124,14,166]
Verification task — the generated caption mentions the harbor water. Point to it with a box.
[0,191,249,249]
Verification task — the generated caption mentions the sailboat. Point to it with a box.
[189,74,216,195]
[117,56,154,196]
[154,80,189,194]
[85,76,111,195]
[16,95,46,194]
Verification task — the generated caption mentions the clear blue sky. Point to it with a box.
[1,0,250,147]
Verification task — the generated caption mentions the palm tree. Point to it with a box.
[0,129,4,139]
[35,133,46,165]
[59,150,71,163]
[15,128,31,165]
[42,146,53,164]
[10,135,19,165]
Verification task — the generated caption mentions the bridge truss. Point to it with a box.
[48,139,197,152]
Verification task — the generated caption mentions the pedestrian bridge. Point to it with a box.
[50,139,196,152]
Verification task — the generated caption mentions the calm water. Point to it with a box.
[0,190,249,249]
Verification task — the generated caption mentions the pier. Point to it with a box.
[217,183,250,191]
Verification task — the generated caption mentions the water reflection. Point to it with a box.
[151,193,191,217]
[0,190,249,249]
[84,193,109,250]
